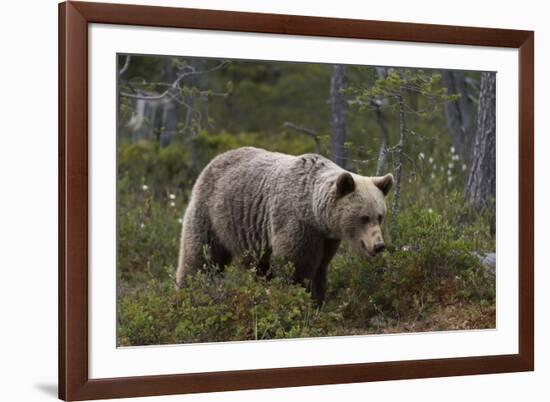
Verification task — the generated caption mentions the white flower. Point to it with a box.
[462,163,467,171]
[142,184,149,191]
[140,223,145,229]
[431,173,436,179]
[450,146,456,154]
[402,245,411,251]
[448,176,453,183]
[428,208,433,213]
[453,154,460,161]
[428,157,434,164]
[448,162,454,169]
[177,218,183,224]
[170,201,176,207]
[169,193,176,200]
[418,152,425,160]
[447,169,452,176]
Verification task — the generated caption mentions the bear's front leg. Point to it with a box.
[310,239,341,306]
[271,223,325,304]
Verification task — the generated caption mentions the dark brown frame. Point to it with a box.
[59,1,534,400]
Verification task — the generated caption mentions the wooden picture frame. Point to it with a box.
[59,1,534,400]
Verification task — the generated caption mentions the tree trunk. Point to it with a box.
[374,107,389,176]
[442,70,474,159]
[465,72,496,226]
[159,100,177,147]
[159,58,178,147]
[374,67,390,176]
[330,65,348,168]
[390,92,405,239]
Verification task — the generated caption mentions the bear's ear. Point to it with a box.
[373,173,394,196]
[335,172,355,197]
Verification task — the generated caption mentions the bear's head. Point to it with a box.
[330,172,394,256]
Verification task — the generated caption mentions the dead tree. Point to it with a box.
[158,57,178,147]
[389,92,406,238]
[330,65,348,168]
[119,58,230,146]
[374,67,390,176]
[374,105,390,176]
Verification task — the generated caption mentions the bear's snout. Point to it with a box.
[373,242,386,254]
[360,238,385,256]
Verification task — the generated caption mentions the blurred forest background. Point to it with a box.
[117,54,496,346]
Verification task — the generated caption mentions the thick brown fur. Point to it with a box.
[176,147,393,305]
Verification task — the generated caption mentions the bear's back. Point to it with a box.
[191,147,340,255]
[193,147,292,254]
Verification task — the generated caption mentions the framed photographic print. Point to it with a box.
[59,1,534,400]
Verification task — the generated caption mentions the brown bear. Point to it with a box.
[176,146,393,305]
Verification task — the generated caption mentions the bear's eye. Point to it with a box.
[361,216,370,224]
[378,214,383,224]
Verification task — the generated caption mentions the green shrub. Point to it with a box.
[118,259,342,346]
[118,141,195,201]
[117,177,182,284]
[326,206,495,331]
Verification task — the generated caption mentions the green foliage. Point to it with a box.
[118,259,341,346]
[118,140,195,197]
[117,158,495,345]
[341,68,462,180]
[345,68,459,109]
[193,131,316,162]
[117,175,182,285]
[326,206,495,330]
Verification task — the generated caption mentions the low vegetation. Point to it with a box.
[117,140,495,347]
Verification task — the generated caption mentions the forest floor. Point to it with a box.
[344,302,496,336]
